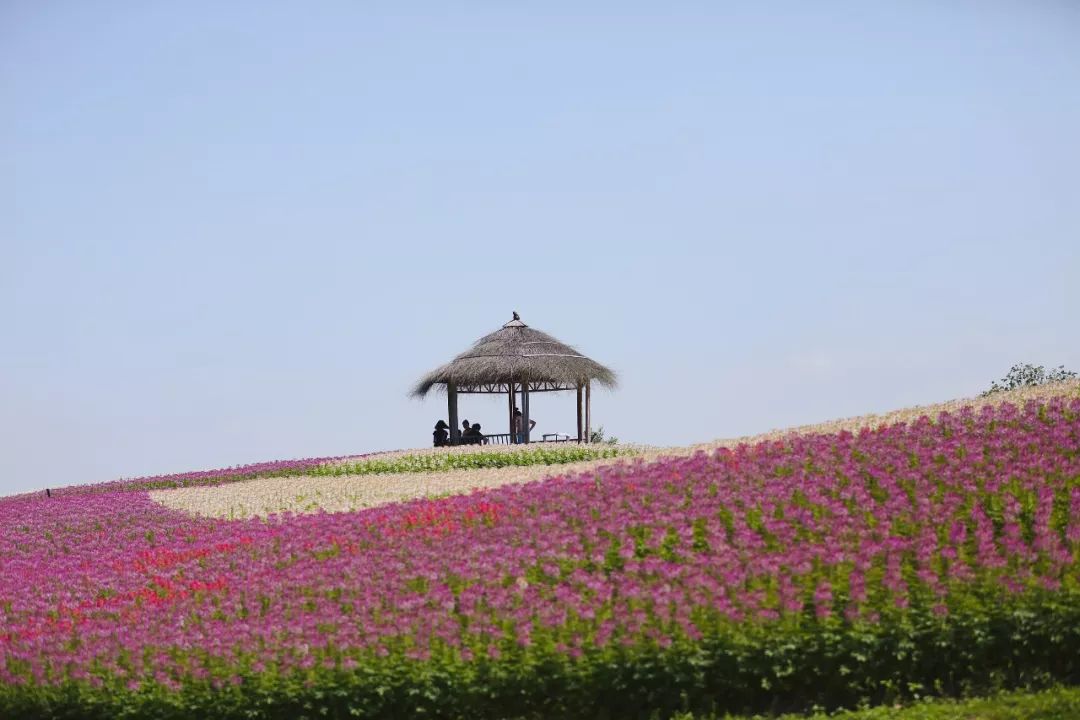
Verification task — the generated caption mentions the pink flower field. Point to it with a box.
[52,454,370,495]
[2,396,1079,718]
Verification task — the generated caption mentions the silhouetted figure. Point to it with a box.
[461,419,471,442]
[433,420,449,447]
[512,408,536,444]
[46,488,51,498]
[470,422,486,445]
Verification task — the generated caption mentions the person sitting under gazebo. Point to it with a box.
[433,420,449,447]
[462,422,486,445]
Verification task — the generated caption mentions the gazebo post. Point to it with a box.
[576,384,583,443]
[587,379,596,442]
[507,382,515,442]
[448,380,459,445]
[523,382,531,444]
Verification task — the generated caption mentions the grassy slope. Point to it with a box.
[694,686,1080,719]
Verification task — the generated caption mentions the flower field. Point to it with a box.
[54,455,369,494]
[314,445,630,476]
[151,446,636,519]
[2,393,1079,718]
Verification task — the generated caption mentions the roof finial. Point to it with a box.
[512,311,520,321]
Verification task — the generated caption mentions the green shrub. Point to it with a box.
[691,685,1080,719]
[982,363,1077,396]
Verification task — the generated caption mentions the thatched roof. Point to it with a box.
[411,313,618,396]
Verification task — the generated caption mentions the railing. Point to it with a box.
[456,433,579,446]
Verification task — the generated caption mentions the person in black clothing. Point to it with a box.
[433,420,449,447]
[470,422,486,445]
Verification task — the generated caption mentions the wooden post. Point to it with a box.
[448,381,459,445]
[576,384,583,443]
[523,382,531,444]
[507,382,515,442]
[585,380,591,444]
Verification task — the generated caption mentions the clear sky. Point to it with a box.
[3,2,1078,496]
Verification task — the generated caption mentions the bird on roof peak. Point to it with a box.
[512,311,520,321]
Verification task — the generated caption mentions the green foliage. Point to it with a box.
[310,446,631,477]
[982,363,1077,397]
[589,426,619,445]
[4,589,1079,720]
[725,685,1080,719]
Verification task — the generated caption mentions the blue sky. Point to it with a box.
[3,2,1078,496]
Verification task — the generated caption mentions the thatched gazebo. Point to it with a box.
[411,313,617,445]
